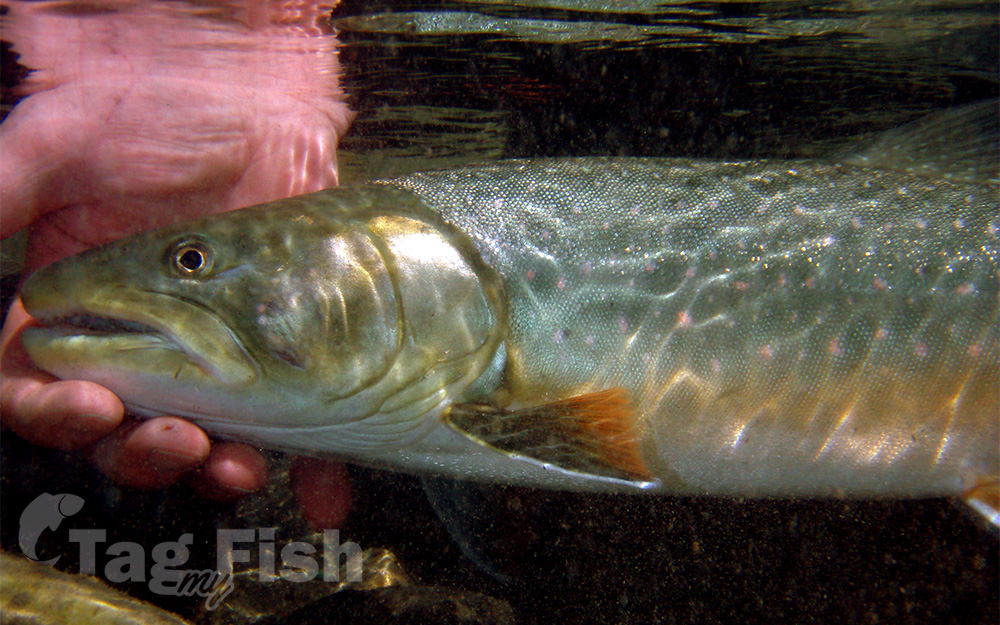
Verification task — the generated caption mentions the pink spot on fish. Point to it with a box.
[758,344,774,359]
[553,329,566,344]
[873,278,888,290]
[556,277,567,290]
[914,342,929,359]
[875,328,889,341]
[677,310,692,327]
[956,283,974,295]
[968,343,981,357]
[618,316,630,333]
[585,335,596,346]
[828,338,842,357]
[525,269,535,280]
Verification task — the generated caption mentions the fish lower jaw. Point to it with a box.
[20,324,213,382]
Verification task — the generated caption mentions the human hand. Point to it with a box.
[1,0,354,527]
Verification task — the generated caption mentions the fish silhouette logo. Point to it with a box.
[19,493,85,565]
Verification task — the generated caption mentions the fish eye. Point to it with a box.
[170,241,213,277]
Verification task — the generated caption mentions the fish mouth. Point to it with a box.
[34,313,161,337]
[21,289,260,388]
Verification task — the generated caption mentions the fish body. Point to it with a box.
[21,156,999,503]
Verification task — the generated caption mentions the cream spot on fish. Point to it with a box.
[581,262,593,276]
[953,219,966,230]
[618,316,630,333]
[571,205,581,214]
[733,281,749,291]
[968,342,982,357]
[685,267,696,278]
[850,217,863,229]
[794,204,805,215]
[541,230,552,241]
[914,218,927,230]
[711,358,722,373]
[585,334,596,346]
[988,222,999,237]
[554,329,566,344]
[708,199,719,210]
[914,342,929,359]
[556,277,566,290]
[875,327,889,341]
[602,222,611,231]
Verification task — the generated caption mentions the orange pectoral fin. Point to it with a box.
[963,478,1000,528]
[446,387,653,482]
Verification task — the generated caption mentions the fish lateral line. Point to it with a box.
[443,387,653,482]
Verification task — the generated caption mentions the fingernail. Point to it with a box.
[146,448,197,472]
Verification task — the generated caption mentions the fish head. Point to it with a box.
[19,191,503,433]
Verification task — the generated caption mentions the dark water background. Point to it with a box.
[2,1,998,624]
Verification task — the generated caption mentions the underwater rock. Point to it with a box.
[0,551,192,625]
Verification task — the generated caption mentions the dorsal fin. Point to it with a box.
[444,387,652,482]
[841,99,999,184]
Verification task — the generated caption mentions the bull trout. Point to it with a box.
[18,104,1000,524]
